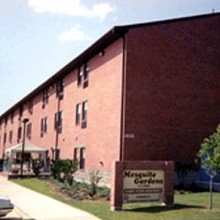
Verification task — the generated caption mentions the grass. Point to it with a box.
[12,178,220,220]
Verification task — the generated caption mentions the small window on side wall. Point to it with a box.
[75,103,81,125]
[56,80,64,100]
[77,66,83,86]
[54,111,62,133]
[77,63,89,88]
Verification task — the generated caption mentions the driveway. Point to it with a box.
[0,174,100,220]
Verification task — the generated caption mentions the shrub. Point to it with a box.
[175,162,192,189]
[51,159,78,185]
[32,158,44,176]
[88,170,102,197]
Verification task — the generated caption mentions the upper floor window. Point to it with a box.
[75,101,88,129]
[10,112,14,124]
[4,116,8,126]
[42,88,49,108]
[84,63,89,81]
[19,105,23,120]
[77,66,83,86]
[27,122,32,139]
[54,111,62,134]
[82,101,88,121]
[3,133,7,145]
[40,117,47,137]
[77,63,89,88]
[9,130,13,143]
[75,103,81,125]
[17,126,22,143]
[28,99,34,114]
[56,80,64,100]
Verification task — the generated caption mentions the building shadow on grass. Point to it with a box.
[124,203,205,213]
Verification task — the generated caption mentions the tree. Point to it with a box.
[198,125,220,210]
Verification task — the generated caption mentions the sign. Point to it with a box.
[123,170,164,203]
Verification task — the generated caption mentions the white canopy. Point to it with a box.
[5,141,48,172]
[5,141,46,155]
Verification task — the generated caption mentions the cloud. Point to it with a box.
[58,24,89,42]
[28,0,115,20]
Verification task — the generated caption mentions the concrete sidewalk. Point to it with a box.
[0,174,101,220]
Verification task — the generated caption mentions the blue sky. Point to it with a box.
[0,0,219,115]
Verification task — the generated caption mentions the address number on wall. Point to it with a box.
[124,133,135,139]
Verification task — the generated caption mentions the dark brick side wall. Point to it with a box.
[123,15,220,163]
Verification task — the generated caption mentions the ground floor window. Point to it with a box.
[51,148,60,160]
[74,147,86,169]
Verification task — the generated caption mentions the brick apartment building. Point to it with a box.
[0,13,220,183]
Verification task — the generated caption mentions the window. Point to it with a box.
[17,127,22,143]
[82,101,88,121]
[84,63,89,80]
[81,101,88,128]
[73,148,79,161]
[74,147,85,169]
[56,80,64,100]
[3,133,7,145]
[75,103,81,125]
[51,148,60,160]
[77,66,83,86]
[4,117,8,126]
[27,122,32,139]
[28,99,34,114]
[10,112,14,124]
[40,117,47,137]
[79,147,86,169]
[77,63,89,88]
[54,111,62,133]
[75,101,88,128]
[19,106,23,120]
[42,88,49,108]
[9,131,13,143]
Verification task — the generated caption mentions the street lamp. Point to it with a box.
[20,118,29,178]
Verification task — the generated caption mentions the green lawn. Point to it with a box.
[12,178,220,220]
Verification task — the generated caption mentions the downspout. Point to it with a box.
[119,35,127,161]
[55,93,61,160]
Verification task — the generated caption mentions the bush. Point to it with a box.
[51,159,78,185]
[88,170,102,197]
[32,158,44,176]
[175,162,192,189]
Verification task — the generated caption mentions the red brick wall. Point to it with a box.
[123,15,220,163]
[0,38,124,172]
[70,39,123,170]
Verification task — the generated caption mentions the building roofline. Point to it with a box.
[0,26,128,119]
[0,12,219,119]
[117,11,220,29]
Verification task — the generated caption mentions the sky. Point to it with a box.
[0,0,219,115]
